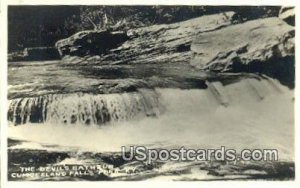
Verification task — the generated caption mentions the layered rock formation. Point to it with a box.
[58,12,236,64]
[190,17,294,87]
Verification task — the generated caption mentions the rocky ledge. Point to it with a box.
[55,10,295,88]
[190,17,295,88]
[57,12,236,64]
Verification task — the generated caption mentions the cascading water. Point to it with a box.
[8,77,294,161]
[8,89,162,126]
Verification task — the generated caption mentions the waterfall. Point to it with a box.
[8,89,162,126]
[8,77,294,160]
[8,77,292,127]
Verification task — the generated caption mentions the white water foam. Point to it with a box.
[8,78,294,161]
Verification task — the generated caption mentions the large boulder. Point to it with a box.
[190,17,295,88]
[55,30,128,57]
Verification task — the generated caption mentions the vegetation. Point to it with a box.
[8,6,280,52]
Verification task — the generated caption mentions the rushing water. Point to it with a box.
[7,60,294,180]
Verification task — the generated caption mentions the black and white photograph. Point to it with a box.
[5,4,295,182]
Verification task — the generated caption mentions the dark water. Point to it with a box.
[8,60,211,99]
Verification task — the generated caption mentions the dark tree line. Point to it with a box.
[8,6,81,52]
[8,6,280,52]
